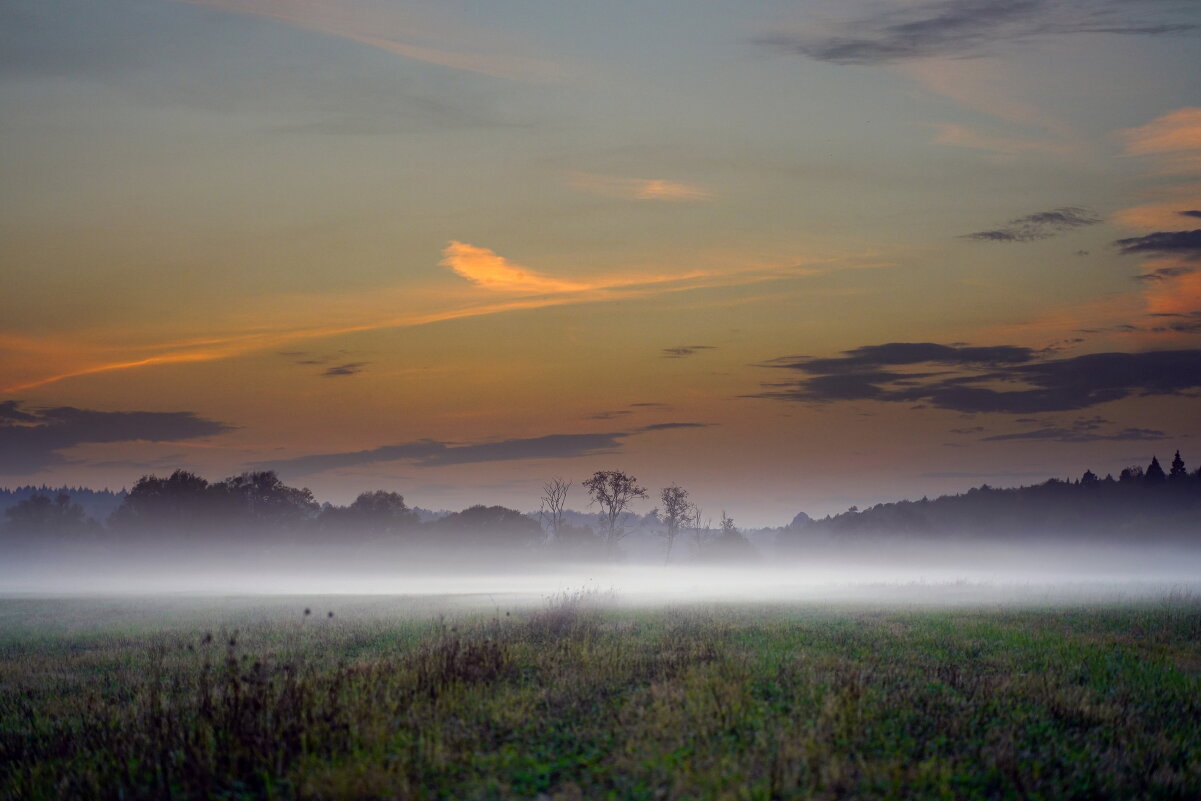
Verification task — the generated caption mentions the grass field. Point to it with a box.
[2,592,1200,800]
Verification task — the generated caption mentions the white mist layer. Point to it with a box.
[2,540,1199,605]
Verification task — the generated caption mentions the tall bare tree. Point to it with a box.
[689,502,710,555]
[583,470,647,557]
[538,477,572,545]
[654,484,690,564]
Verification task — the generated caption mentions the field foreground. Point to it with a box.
[2,594,1200,800]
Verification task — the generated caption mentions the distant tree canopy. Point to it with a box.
[3,493,92,537]
[782,450,1201,548]
[108,470,317,534]
[318,490,417,534]
[427,505,542,548]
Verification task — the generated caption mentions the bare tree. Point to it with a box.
[538,477,572,546]
[689,501,710,555]
[654,484,690,564]
[583,470,648,557]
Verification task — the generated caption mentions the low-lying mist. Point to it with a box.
[3,534,1199,606]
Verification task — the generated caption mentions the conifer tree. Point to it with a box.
[1169,451,1187,480]
[1145,456,1166,483]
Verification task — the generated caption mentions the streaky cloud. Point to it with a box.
[0,401,232,475]
[758,0,1198,65]
[962,207,1101,243]
[748,344,1201,414]
[661,345,716,359]
[1114,229,1201,256]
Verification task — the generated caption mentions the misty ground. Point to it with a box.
[2,588,1201,800]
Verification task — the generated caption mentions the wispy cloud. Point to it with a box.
[321,362,369,378]
[1120,107,1201,175]
[567,171,714,202]
[758,0,1197,65]
[962,207,1101,242]
[661,345,716,359]
[182,0,560,82]
[253,422,711,477]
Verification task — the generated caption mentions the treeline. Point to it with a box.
[1,468,757,562]
[781,451,1201,548]
[1,470,547,552]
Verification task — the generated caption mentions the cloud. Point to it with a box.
[962,207,1101,242]
[254,422,712,477]
[440,241,590,293]
[182,0,560,82]
[1113,229,1201,256]
[321,362,369,377]
[1181,210,1201,219]
[982,422,1167,442]
[637,422,711,432]
[4,244,835,394]
[758,0,1197,65]
[1120,107,1201,174]
[0,401,232,474]
[749,343,1201,413]
[254,433,623,477]
[1135,265,1195,282]
[661,345,716,359]
[567,172,714,202]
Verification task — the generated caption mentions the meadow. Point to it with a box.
[1,592,1199,800]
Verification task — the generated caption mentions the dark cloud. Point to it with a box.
[637,422,711,432]
[662,345,716,359]
[763,342,1036,373]
[1113,229,1201,256]
[983,425,1167,443]
[628,402,668,408]
[949,426,985,434]
[0,401,232,474]
[321,362,369,378]
[749,344,1201,413]
[254,434,624,478]
[1179,211,1201,219]
[962,207,1101,242]
[254,422,713,478]
[1135,265,1195,281]
[588,410,633,420]
[757,0,1197,65]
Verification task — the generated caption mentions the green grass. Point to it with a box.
[2,593,1200,800]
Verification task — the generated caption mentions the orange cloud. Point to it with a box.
[566,171,714,202]
[183,0,560,82]
[930,123,1068,156]
[1120,107,1201,174]
[1110,188,1201,231]
[4,243,832,393]
[440,241,589,293]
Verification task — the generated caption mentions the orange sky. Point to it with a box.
[2,1,1199,524]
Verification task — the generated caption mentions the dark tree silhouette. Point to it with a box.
[1080,469,1099,487]
[428,504,542,548]
[1119,465,1144,483]
[222,471,319,526]
[1145,456,1166,484]
[653,484,690,564]
[538,477,572,546]
[319,490,417,534]
[583,470,647,556]
[109,470,231,532]
[1169,451,1187,480]
[3,493,90,537]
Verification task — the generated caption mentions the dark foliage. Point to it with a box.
[782,452,1201,548]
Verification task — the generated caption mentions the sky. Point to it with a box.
[2,0,1200,525]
